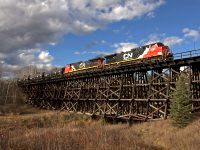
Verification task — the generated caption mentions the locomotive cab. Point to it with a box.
[156,42,172,57]
[161,45,172,57]
[143,42,172,58]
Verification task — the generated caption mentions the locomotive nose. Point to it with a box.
[162,46,171,55]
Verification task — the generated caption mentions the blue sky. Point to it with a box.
[47,0,200,66]
[0,0,200,76]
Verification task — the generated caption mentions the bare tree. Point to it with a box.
[15,65,38,78]
[0,64,2,79]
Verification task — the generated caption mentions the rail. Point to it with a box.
[173,49,200,60]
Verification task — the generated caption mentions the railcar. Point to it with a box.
[63,42,172,74]
[63,57,104,73]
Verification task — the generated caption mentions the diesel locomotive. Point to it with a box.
[63,42,172,74]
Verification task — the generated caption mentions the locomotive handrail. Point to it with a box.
[173,49,200,60]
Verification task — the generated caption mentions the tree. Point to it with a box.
[170,73,192,128]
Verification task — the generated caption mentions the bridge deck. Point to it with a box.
[18,49,200,121]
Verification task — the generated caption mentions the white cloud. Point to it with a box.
[0,0,165,54]
[38,51,54,63]
[114,42,138,53]
[0,49,54,77]
[143,33,165,45]
[143,34,183,47]
[101,40,106,44]
[100,0,165,21]
[183,28,200,40]
[74,51,81,55]
[112,43,120,48]
[147,12,155,18]
[163,36,184,47]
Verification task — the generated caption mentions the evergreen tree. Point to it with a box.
[170,73,192,128]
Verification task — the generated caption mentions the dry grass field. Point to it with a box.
[0,107,200,150]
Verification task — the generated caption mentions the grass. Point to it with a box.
[0,110,200,150]
[0,104,39,115]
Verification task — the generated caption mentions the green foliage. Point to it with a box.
[170,73,192,128]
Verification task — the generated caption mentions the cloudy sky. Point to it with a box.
[0,0,200,77]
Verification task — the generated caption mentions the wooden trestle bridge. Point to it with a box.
[18,49,200,121]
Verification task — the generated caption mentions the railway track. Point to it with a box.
[18,49,200,121]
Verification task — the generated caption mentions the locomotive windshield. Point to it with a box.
[157,42,164,46]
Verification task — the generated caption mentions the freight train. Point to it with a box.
[62,42,172,74]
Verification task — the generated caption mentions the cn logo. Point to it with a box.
[123,53,133,60]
